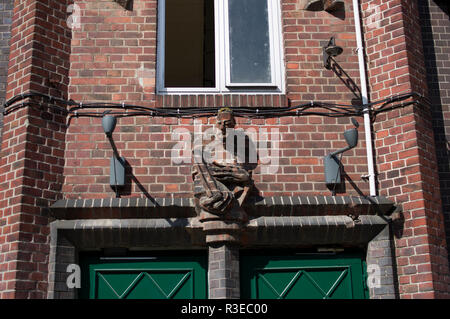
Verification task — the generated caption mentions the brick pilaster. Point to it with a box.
[362,0,450,297]
[418,0,450,268]
[366,225,397,298]
[0,0,71,298]
[208,244,240,299]
[0,0,13,144]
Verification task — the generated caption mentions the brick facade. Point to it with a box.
[418,0,450,268]
[0,0,71,298]
[0,0,449,299]
[0,0,13,145]
[64,0,370,200]
[362,0,450,298]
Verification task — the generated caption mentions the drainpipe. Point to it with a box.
[352,0,376,196]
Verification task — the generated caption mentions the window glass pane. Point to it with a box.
[228,0,271,84]
[165,0,215,87]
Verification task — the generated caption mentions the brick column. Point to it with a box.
[208,244,240,299]
[362,0,450,297]
[366,225,397,298]
[0,0,71,298]
[0,0,13,143]
[418,0,450,266]
[200,208,244,299]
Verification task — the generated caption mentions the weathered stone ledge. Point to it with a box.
[49,195,395,219]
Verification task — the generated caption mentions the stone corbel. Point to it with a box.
[199,207,247,245]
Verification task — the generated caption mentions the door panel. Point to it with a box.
[241,252,368,299]
[80,253,207,299]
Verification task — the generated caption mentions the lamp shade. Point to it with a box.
[102,115,117,137]
[343,128,358,149]
[325,45,343,57]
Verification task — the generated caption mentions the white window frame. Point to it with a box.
[156,0,285,95]
[223,0,277,87]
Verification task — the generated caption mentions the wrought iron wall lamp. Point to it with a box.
[323,36,343,69]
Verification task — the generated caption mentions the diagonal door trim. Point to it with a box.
[255,266,352,299]
[94,268,195,299]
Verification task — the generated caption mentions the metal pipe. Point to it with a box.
[353,0,376,196]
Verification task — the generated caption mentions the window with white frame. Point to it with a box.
[157,0,285,94]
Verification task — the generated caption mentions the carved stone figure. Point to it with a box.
[192,108,253,215]
[192,108,255,244]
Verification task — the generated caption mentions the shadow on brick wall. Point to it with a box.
[419,0,450,264]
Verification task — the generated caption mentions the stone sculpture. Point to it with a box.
[192,108,255,244]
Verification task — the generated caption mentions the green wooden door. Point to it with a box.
[80,253,207,299]
[241,252,368,299]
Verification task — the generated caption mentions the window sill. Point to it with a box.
[157,87,285,95]
[155,93,289,108]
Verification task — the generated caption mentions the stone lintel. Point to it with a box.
[49,195,395,219]
[49,214,389,249]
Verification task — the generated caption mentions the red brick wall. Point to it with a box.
[0,0,71,298]
[418,0,450,268]
[0,0,14,141]
[362,0,450,298]
[1,0,449,299]
[64,0,370,199]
